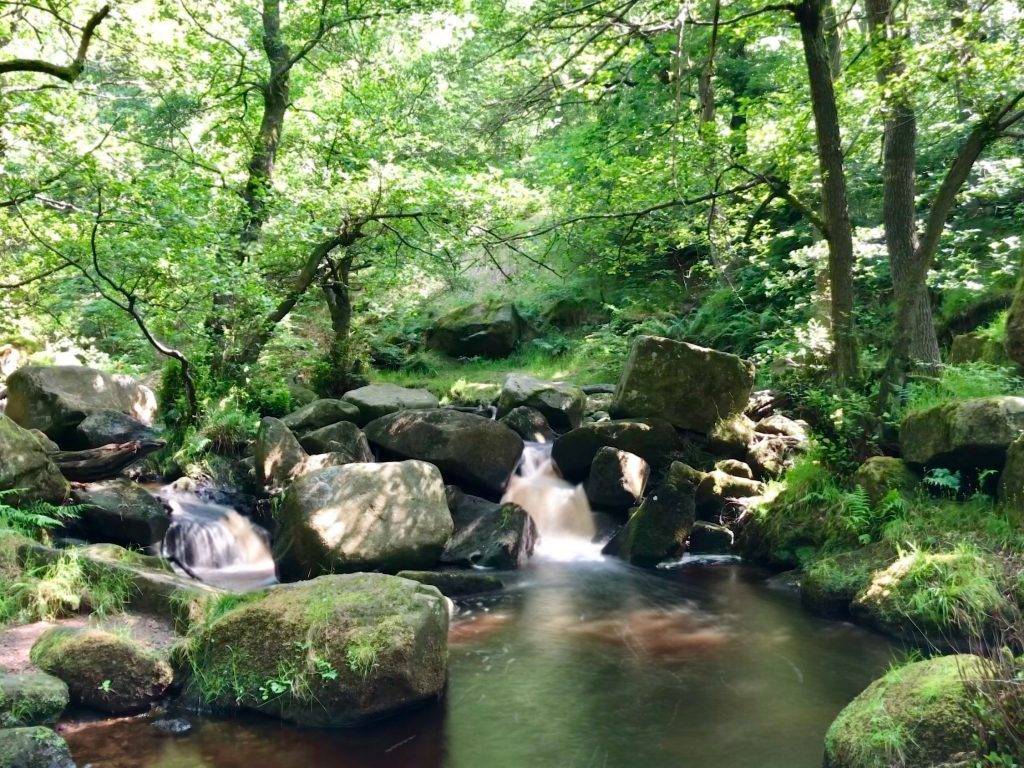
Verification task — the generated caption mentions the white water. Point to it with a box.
[502,442,602,561]
[157,483,277,591]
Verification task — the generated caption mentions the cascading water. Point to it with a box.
[157,483,277,591]
[502,441,601,560]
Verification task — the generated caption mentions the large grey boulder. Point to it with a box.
[281,398,361,434]
[342,383,439,426]
[0,727,76,768]
[71,479,169,548]
[298,421,373,461]
[900,396,1024,469]
[6,365,156,442]
[275,461,453,577]
[426,301,525,358]
[611,336,755,433]
[585,447,649,510]
[182,573,449,726]
[496,374,586,432]
[441,490,536,569]
[365,409,523,496]
[551,418,680,482]
[0,672,68,727]
[74,410,159,449]
[254,417,307,489]
[499,405,556,443]
[0,414,68,505]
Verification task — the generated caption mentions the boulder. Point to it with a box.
[853,456,920,506]
[496,375,586,432]
[298,421,373,461]
[365,409,522,496]
[611,337,755,433]
[275,461,453,577]
[585,392,614,414]
[800,544,895,617]
[0,727,76,768]
[615,474,696,566]
[754,414,808,441]
[426,301,525,358]
[695,470,764,516]
[949,330,1010,365]
[0,672,68,727]
[823,655,983,768]
[342,384,439,426]
[74,410,159,449]
[71,479,170,548]
[540,296,609,330]
[29,430,59,453]
[30,627,172,714]
[585,447,649,510]
[499,406,556,443]
[746,435,798,476]
[707,413,756,457]
[900,396,1024,469]
[6,365,156,442]
[551,418,680,483]
[281,398,361,434]
[688,521,734,554]
[254,417,306,489]
[183,573,449,726]
[396,570,503,597]
[441,491,536,569]
[997,434,1024,512]
[0,414,68,505]
[714,459,753,479]
[1007,279,1024,367]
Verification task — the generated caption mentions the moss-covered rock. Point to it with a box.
[496,374,586,432]
[0,672,68,727]
[853,456,920,507]
[396,570,503,596]
[824,655,983,768]
[585,447,649,510]
[997,434,1024,515]
[616,474,696,566]
[281,398,361,435]
[0,726,76,768]
[900,396,1024,470]
[253,416,306,490]
[551,418,680,483]
[611,336,754,433]
[182,573,449,726]
[948,331,1009,365]
[29,627,173,714]
[694,470,764,517]
[800,544,895,617]
[707,413,756,457]
[441,492,536,569]
[0,413,68,506]
[688,521,734,554]
[426,300,525,358]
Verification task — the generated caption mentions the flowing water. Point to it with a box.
[62,557,894,768]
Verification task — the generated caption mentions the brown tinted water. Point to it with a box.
[63,558,894,768]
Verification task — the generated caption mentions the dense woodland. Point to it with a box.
[1,0,1024,766]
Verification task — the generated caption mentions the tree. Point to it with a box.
[0,4,109,83]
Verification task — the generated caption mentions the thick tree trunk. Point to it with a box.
[319,255,357,396]
[795,0,858,379]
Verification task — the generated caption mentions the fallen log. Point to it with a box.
[52,438,166,482]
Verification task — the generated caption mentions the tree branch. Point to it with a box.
[0,4,110,82]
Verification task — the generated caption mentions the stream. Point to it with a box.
[62,556,894,768]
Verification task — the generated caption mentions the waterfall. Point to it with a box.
[502,442,601,560]
[157,484,277,591]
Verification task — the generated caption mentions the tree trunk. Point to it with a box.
[319,255,358,396]
[794,0,858,379]
[823,0,842,77]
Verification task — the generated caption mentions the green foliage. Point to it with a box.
[0,491,79,540]
[900,363,1024,417]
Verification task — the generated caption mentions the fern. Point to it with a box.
[0,489,81,540]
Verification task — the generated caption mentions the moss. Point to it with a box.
[0,671,68,727]
[801,543,896,617]
[0,726,75,768]
[824,655,983,768]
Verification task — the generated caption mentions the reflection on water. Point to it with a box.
[64,559,894,768]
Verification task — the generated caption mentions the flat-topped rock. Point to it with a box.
[342,383,439,425]
[496,374,586,432]
[900,396,1024,469]
[552,418,680,483]
[281,398,361,434]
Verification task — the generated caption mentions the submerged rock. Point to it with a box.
[6,365,156,442]
[611,336,754,433]
[183,573,449,726]
[0,671,68,727]
[496,374,586,432]
[824,655,983,768]
[900,396,1024,469]
[585,447,649,510]
[397,570,504,597]
[365,409,523,496]
[0,726,76,768]
[275,461,453,577]
[342,383,439,425]
[152,717,193,736]
[281,398,362,434]
[0,413,68,505]
[499,405,556,443]
[552,418,680,483]
[441,491,536,569]
[426,300,525,358]
[71,479,170,548]
[30,627,172,714]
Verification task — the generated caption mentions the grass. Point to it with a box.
[899,362,1024,417]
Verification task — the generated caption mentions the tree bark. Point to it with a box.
[319,254,358,396]
[0,5,110,82]
[53,440,166,482]
[794,0,858,379]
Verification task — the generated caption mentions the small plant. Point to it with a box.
[98,679,112,694]
[0,490,80,540]
[924,468,962,495]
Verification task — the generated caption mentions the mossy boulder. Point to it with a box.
[365,409,523,496]
[707,413,756,457]
[551,418,680,483]
[853,456,920,507]
[0,672,68,727]
[30,627,173,714]
[441,491,536,569]
[496,374,586,432]
[800,544,895,617]
[0,413,68,505]
[997,434,1024,513]
[695,470,764,517]
[948,331,1009,365]
[540,296,609,330]
[275,461,453,578]
[585,447,649,510]
[281,398,361,435]
[1004,278,1024,368]
[426,301,525,359]
[611,336,755,433]
[900,396,1024,470]
[71,479,170,548]
[688,521,734,554]
[6,364,156,443]
[341,384,439,426]
[615,474,696,566]
[297,421,373,461]
[824,654,983,768]
[0,726,76,768]
[182,573,449,726]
